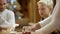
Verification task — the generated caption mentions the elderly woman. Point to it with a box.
[26,0,60,34]
[35,0,60,34]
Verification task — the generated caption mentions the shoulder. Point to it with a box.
[5,9,14,15]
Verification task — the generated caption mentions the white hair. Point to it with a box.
[37,0,53,8]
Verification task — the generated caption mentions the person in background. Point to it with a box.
[0,0,15,33]
[26,1,53,32]
[26,0,60,34]
[37,1,59,34]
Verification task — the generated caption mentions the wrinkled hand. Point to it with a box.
[29,25,37,32]
[24,25,37,32]
[25,23,41,32]
[30,23,41,31]
[22,26,36,32]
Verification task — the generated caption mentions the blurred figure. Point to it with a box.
[0,0,15,33]
[25,1,53,32]
[26,0,60,34]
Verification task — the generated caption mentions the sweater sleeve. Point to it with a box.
[38,15,52,27]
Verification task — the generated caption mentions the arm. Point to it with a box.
[28,15,52,31]
[38,15,52,27]
[0,11,15,28]
[35,0,60,34]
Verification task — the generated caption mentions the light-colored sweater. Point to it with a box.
[0,9,15,31]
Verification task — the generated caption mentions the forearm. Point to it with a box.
[32,15,52,31]
[35,21,60,34]
[38,15,52,27]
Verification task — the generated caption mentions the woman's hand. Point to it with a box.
[25,23,41,32]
